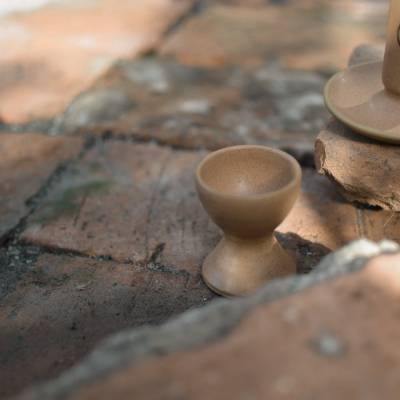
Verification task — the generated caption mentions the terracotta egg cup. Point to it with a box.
[324,0,400,144]
[195,145,302,297]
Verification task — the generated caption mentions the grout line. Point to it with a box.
[100,131,317,167]
[161,0,207,39]
[0,126,317,167]
[0,136,98,300]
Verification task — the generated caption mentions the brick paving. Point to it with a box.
[0,133,84,243]
[69,252,400,400]
[60,56,330,163]
[21,142,217,273]
[159,3,387,71]
[0,0,393,399]
[0,0,193,123]
[0,253,216,399]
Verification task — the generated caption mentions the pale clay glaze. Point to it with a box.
[324,0,400,144]
[195,145,302,297]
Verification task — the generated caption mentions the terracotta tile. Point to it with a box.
[316,44,396,211]
[0,0,193,123]
[70,252,400,400]
[20,141,400,276]
[61,57,330,162]
[20,142,219,275]
[0,253,216,399]
[159,4,387,71]
[316,118,400,211]
[279,169,400,257]
[211,0,389,14]
[0,132,84,243]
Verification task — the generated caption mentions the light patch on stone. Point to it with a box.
[313,329,346,358]
[281,306,299,324]
[25,224,42,235]
[177,99,213,115]
[337,239,398,264]
[278,93,325,122]
[0,21,30,42]
[364,253,400,296]
[87,56,113,77]
[150,80,170,94]
[61,89,135,130]
[69,35,98,50]
[0,0,63,18]
[276,377,296,393]
[124,60,168,86]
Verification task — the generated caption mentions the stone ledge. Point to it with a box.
[16,239,399,400]
[315,118,400,211]
[315,45,400,211]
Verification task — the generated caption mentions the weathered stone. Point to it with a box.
[60,56,330,163]
[0,253,216,399]
[0,0,193,123]
[59,89,136,131]
[316,45,400,211]
[70,251,400,400]
[0,133,84,243]
[210,0,389,10]
[315,119,400,211]
[20,141,400,277]
[23,141,324,274]
[158,4,387,71]
[0,243,43,304]
[15,240,400,400]
[20,142,219,275]
[279,168,400,251]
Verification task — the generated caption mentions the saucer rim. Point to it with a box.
[324,60,400,145]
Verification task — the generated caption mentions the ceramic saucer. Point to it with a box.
[324,60,400,145]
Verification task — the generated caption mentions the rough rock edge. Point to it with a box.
[317,44,397,210]
[315,131,398,211]
[16,239,399,400]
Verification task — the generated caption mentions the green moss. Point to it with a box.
[27,268,71,288]
[89,161,103,173]
[31,180,112,224]
[73,265,96,284]
[26,265,96,288]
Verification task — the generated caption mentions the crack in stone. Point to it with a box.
[15,240,399,400]
[0,136,97,300]
[136,261,192,278]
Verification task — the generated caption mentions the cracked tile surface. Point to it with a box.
[19,141,400,278]
[0,132,84,243]
[20,142,218,274]
[0,253,216,399]
[61,57,330,163]
[0,0,193,123]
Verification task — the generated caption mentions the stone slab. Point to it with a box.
[316,44,400,211]
[20,142,220,275]
[15,240,400,400]
[60,56,330,163]
[279,168,400,253]
[0,0,193,123]
[20,141,400,276]
[68,250,400,400]
[0,132,84,243]
[315,118,400,211]
[210,0,389,11]
[0,253,216,399]
[158,4,387,71]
